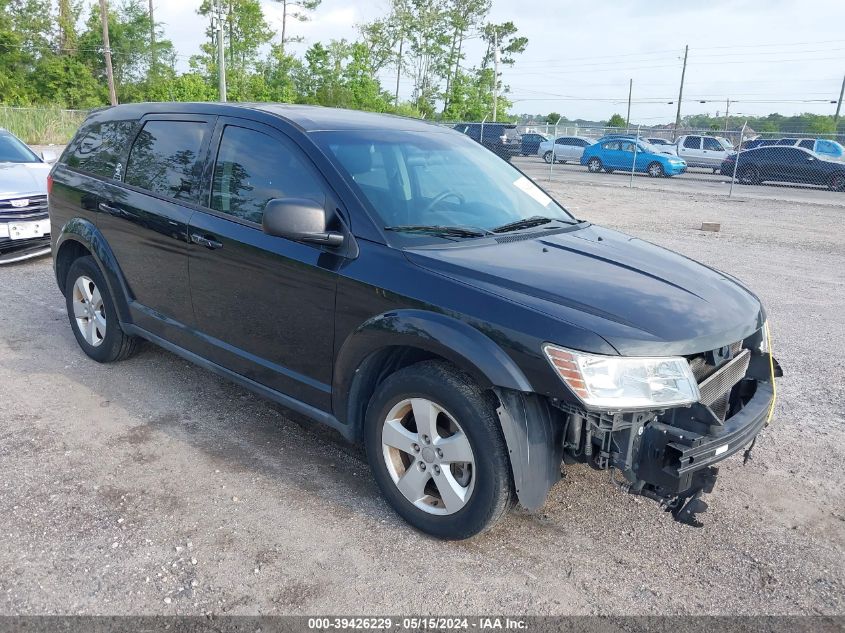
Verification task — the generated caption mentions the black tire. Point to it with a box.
[543,151,554,164]
[364,360,514,540]
[586,157,603,173]
[828,172,845,192]
[605,168,615,173]
[65,256,139,363]
[738,164,760,185]
[647,161,664,178]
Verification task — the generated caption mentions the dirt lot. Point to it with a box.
[1,182,843,616]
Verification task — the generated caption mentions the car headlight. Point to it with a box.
[543,344,700,410]
[759,320,770,353]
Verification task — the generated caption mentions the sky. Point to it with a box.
[153,0,845,123]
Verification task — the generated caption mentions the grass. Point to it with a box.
[0,106,90,145]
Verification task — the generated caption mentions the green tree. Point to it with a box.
[607,113,626,128]
[273,0,321,52]
[546,112,561,124]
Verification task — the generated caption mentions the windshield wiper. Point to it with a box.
[491,216,567,233]
[384,224,492,238]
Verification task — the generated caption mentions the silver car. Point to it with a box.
[0,129,55,263]
[538,136,595,164]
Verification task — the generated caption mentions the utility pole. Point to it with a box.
[148,0,156,77]
[834,74,845,125]
[100,0,117,106]
[215,0,227,102]
[395,38,403,107]
[492,28,500,122]
[673,45,688,140]
[625,78,632,132]
[724,98,731,132]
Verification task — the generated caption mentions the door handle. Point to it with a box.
[98,202,122,214]
[191,233,223,250]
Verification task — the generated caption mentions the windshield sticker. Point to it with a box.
[513,176,552,207]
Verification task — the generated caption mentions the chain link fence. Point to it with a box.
[443,119,845,200]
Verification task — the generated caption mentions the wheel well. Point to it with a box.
[346,346,460,443]
[55,240,92,295]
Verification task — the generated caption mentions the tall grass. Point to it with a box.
[0,106,90,145]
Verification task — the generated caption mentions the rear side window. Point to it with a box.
[799,139,815,150]
[66,121,136,179]
[125,120,208,201]
[211,126,326,224]
[683,136,701,149]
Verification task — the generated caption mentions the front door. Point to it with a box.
[187,119,342,411]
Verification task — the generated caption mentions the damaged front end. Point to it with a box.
[547,324,782,527]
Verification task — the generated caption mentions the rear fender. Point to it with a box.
[54,218,132,323]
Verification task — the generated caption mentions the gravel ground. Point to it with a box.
[0,183,843,616]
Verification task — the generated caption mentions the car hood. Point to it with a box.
[0,162,50,198]
[405,224,764,356]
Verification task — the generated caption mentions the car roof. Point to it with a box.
[87,102,446,133]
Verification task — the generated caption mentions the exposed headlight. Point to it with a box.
[543,344,700,410]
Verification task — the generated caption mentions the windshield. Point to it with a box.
[314,129,575,244]
[0,132,41,163]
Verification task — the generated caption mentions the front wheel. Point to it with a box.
[543,151,554,164]
[738,165,761,185]
[647,161,664,178]
[364,361,514,540]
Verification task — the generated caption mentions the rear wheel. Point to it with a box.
[586,157,603,173]
[647,161,664,178]
[828,172,845,192]
[543,151,554,164]
[364,361,514,540]
[65,256,139,363]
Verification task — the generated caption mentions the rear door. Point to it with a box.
[678,135,702,164]
[187,117,340,410]
[97,114,214,344]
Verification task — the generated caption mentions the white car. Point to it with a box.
[0,128,56,264]
[538,136,595,164]
[675,135,734,172]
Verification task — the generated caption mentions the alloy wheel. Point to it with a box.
[381,398,475,515]
[72,275,107,347]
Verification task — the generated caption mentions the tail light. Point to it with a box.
[47,174,53,195]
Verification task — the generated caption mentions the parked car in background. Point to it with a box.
[581,139,687,177]
[538,136,594,163]
[1,128,56,264]
[720,146,845,190]
[453,122,522,161]
[675,135,734,172]
[775,138,844,160]
[646,138,678,155]
[50,102,779,538]
[519,132,548,156]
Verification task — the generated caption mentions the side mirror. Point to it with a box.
[262,198,344,247]
[40,149,58,164]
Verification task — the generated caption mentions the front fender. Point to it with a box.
[54,218,132,324]
[333,309,533,423]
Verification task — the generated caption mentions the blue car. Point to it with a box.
[580,139,687,177]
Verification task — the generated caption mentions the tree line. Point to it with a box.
[0,0,528,121]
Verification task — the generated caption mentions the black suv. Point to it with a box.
[453,122,522,161]
[49,103,780,539]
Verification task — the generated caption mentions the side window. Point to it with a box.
[799,139,815,150]
[776,138,796,146]
[555,137,567,144]
[211,126,326,225]
[702,137,722,151]
[683,136,701,149]
[125,120,208,201]
[620,141,635,153]
[577,139,591,147]
[603,141,619,150]
[66,120,136,179]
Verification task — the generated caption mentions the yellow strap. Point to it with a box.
[765,323,777,425]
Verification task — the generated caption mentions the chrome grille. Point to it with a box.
[0,195,48,220]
